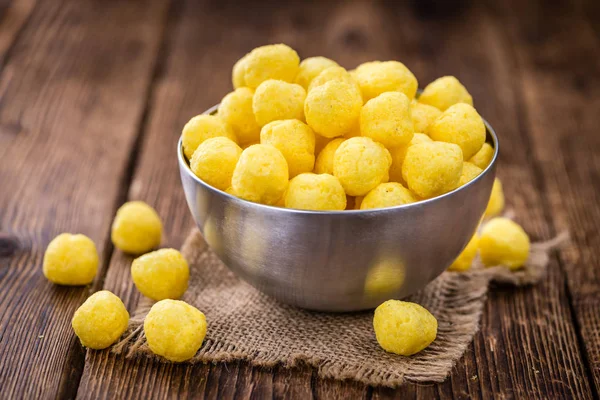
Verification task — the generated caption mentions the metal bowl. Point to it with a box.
[178,104,498,311]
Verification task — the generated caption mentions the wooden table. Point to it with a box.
[1,0,598,398]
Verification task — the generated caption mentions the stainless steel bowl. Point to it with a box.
[178,104,498,311]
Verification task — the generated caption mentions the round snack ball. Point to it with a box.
[419,76,473,111]
[360,92,414,148]
[190,137,242,191]
[428,103,486,160]
[242,44,300,89]
[231,144,289,205]
[111,201,162,255]
[333,137,392,196]
[305,80,362,138]
[308,66,361,96]
[314,138,345,175]
[232,53,248,89]
[479,217,530,270]
[295,56,339,90]
[485,178,505,218]
[402,142,463,198]
[260,120,315,178]
[285,173,346,211]
[71,290,129,350]
[360,182,417,210]
[388,133,432,184]
[182,115,237,160]
[43,233,98,285]
[373,300,437,356]
[353,61,418,102]
[448,234,479,272]
[411,101,442,133]
[219,88,261,144]
[144,300,207,362]
[458,161,483,186]
[131,249,189,301]
[469,142,494,170]
[252,80,306,127]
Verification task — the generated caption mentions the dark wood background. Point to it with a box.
[0,0,598,398]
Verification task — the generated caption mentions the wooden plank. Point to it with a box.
[0,0,170,398]
[490,0,600,393]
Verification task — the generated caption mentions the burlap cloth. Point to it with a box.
[113,219,567,388]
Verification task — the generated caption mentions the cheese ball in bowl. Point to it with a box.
[253,80,306,126]
[305,80,362,138]
[419,76,473,111]
[295,56,339,90]
[260,119,315,178]
[428,103,486,160]
[190,137,242,191]
[181,115,237,160]
[360,182,417,210]
[285,173,346,211]
[360,92,414,149]
[353,61,418,101]
[240,44,299,89]
[219,88,261,145]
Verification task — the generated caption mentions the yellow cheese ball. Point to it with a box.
[419,76,473,111]
[232,54,248,89]
[43,233,98,285]
[360,92,414,148]
[305,80,362,138]
[448,234,480,272]
[71,290,129,350]
[360,182,417,210]
[469,142,494,170]
[111,201,163,255]
[242,44,300,89]
[428,103,486,160]
[190,137,243,191]
[307,66,361,95]
[253,80,306,127]
[373,300,437,356]
[131,249,189,301]
[295,56,339,90]
[479,217,530,270]
[219,88,261,144]
[485,178,505,218]
[364,260,405,298]
[411,102,442,133]
[458,161,483,186]
[402,141,463,198]
[231,144,289,205]
[388,133,432,184]
[314,138,345,175]
[144,300,207,362]
[182,115,237,160]
[353,61,418,102]
[260,119,315,178]
[285,173,346,211]
[333,137,392,196]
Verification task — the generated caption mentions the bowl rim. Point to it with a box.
[178,103,499,216]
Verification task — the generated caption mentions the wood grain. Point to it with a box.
[0,0,169,398]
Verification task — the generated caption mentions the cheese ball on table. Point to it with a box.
[219,88,261,145]
[144,300,207,362]
[305,80,362,138]
[428,103,486,160]
[418,76,473,111]
[485,178,505,218]
[43,233,98,285]
[411,101,442,133]
[402,142,463,198]
[470,142,494,170]
[353,61,418,101]
[360,182,417,210]
[241,44,300,89]
[388,133,432,184]
[333,137,392,196]
[458,161,483,186]
[190,137,242,191]
[448,234,480,272]
[253,80,306,126]
[182,115,237,159]
[295,57,339,90]
[71,290,129,350]
[231,144,289,205]
[308,66,361,95]
[131,249,189,301]
[111,201,162,255]
[360,92,414,148]
[260,120,315,178]
[479,218,530,270]
[373,300,437,356]
[314,138,345,175]
[285,173,346,211]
